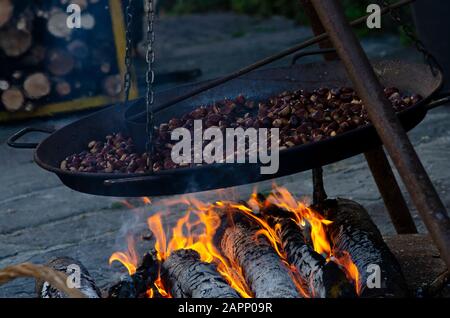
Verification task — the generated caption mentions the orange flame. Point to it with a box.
[266,186,332,256]
[154,276,171,298]
[334,251,360,295]
[147,213,167,261]
[227,202,284,259]
[110,185,361,298]
[109,236,139,275]
[147,199,252,298]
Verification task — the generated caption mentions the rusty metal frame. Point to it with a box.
[311,0,450,269]
[364,149,417,233]
[300,0,417,234]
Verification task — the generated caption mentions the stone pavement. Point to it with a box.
[1,13,449,297]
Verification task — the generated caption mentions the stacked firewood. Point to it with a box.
[0,0,122,113]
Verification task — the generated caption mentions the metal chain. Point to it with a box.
[123,0,134,104]
[377,0,441,75]
[145,0,156,156]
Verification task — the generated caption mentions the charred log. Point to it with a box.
[35,257,101,298]
[324,198,408,297]
[162,249,240,298]
[262,204,356,298]
[216,211,301,298]
[108,251,159,298]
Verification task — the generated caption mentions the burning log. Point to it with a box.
[23,73,51,99]
[324,199,408,297]
[35,257,101,298]
[216,211,301,298]
[108,251,159,298]
[1,87,25,112]
[162,249,240,298]
[261,203,356,298]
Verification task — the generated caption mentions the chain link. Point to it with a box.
[122,0,156,161]
[123,0,134,104]
[145,0,156,156]
[377,0,441,75]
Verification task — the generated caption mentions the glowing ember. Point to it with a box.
[334,251,360,295]
[153,276,171,298]
[109,185,360,298]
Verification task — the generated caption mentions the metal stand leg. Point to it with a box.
[300,0,338,60]
[300,0,417,234]
[312,167,327,206]
[364,148,417,233]
[312,0,450,269]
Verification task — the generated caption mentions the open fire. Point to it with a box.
[108,185,402,298]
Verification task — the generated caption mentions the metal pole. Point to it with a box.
[300,0,338,60]
[364,149,417,233]
[312,166,327,206]
[300,0,334,210]
[300,0,417,234]
[312,0,450,268]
